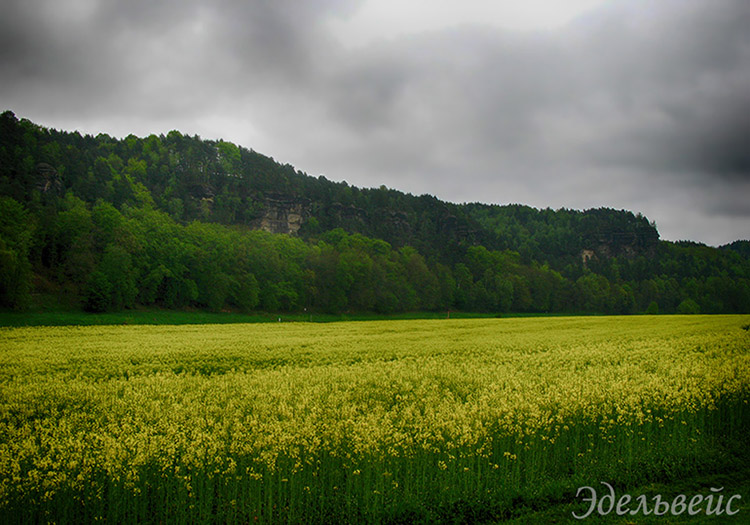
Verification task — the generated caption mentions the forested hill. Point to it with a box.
[1,111,748,315]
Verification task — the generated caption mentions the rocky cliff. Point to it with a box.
[252,193,310,235]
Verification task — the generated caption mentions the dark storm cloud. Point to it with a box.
[1,0,748,244]
[562,0,750,179]
[0,0,356,119]
[320,0,750,177]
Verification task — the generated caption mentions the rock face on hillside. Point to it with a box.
[578,210,661,260]
[253,193,310,235]
[247,190,482,249]
[35,163,62,194]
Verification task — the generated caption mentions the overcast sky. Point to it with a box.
[1,0,748,245]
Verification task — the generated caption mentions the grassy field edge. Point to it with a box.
[0,307,715,327]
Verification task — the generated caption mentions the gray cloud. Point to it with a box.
[1,0,748,245]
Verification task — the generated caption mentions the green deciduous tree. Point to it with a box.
[98,244,138,310]
[676,298,700,314]
[83,271,112,312]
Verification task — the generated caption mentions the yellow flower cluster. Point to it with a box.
[0,315,748,522]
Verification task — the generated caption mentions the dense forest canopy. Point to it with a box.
[1,111,748,314]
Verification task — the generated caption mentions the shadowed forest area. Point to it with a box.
[1,111,748,315]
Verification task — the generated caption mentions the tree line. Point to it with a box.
[1,111,748,314]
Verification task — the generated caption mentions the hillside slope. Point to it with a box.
[1,111,748,314]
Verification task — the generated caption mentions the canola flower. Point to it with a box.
[0,315,748,523]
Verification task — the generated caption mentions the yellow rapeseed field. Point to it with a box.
[0,315,748,523]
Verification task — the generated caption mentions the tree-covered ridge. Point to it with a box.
[0,111,654,263]
[1,111,748,314]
